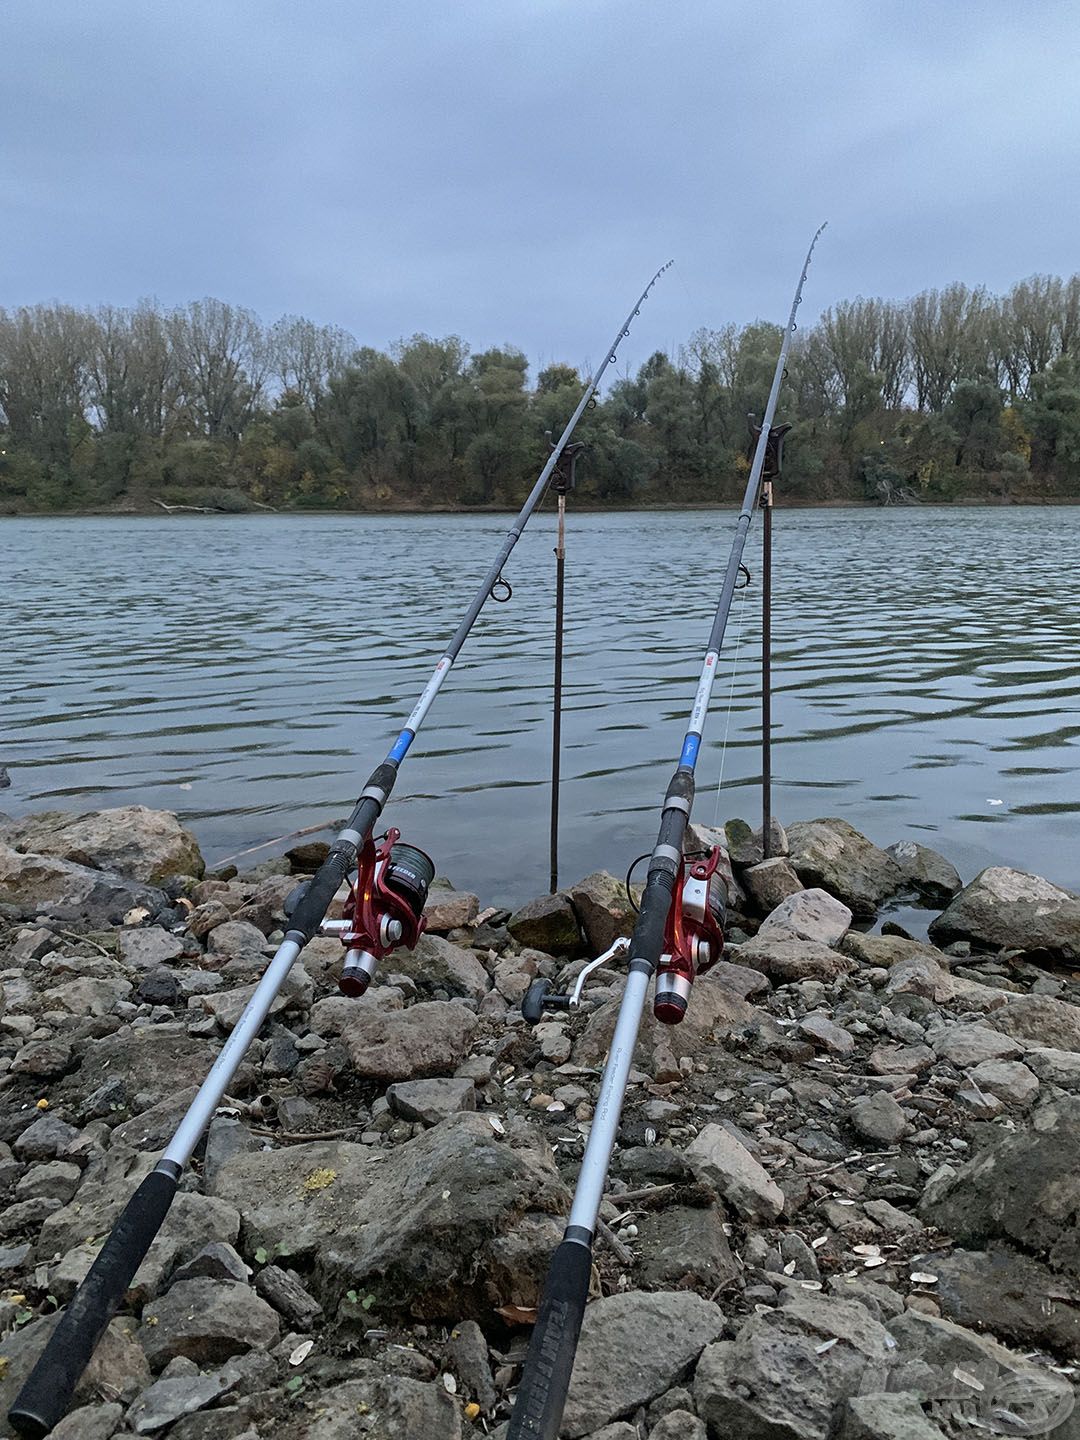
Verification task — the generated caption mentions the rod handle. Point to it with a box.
[507,1237,593,1440]
[9,1169,179,1438]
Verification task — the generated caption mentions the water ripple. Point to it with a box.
[3,507,1079,903]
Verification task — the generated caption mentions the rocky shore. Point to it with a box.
[2,806,1080,1438]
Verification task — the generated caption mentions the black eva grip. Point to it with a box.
[9,1169,179,1438]
[507,1239,593,1440]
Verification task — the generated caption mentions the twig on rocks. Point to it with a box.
[57,929,112,957]
[597,1217,634,1265]
[250,1125,363,1142]
[602,1183,675,1205]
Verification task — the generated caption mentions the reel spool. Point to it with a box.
[319,828,434,996]
[653,847,727,1025]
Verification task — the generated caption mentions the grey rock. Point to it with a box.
[341,1000,478,1081]
[929,865,1080,961]
[637,1204,739,1291]
[254,1263,322,1327]
[732,935,856,983]
[172,1241,250,1285]
[868,1042,934,1075]
[110,1085,203,1153]
[9,927,57,962]
[137,968,181,1006]
[987,993,1080,1052]
[709,959,771,1000]
[140,1278,279,1368]
[930,1246,1080,1355]
[0,1196,63,1237]
[722,817,788,867]
[388,1077,477,1125]
[849,1091,907,1144]
[741,857,803,912]
[445,1317,497,1414]
[392,933,490,1000]
[0,1314,150,1420]
[75,1023,217,1109]
[117,927,185,970]
[756,887,852,946]
[290,1368,462,1440]
[799,1012,855,1056]
[506,891,583,954]
[884,840,962,905]
[13,1114,80,1160]
[15,1159,82,1203]
[930,1023,1023,1067]
[968,1058,1039,1105]
[232,873,299,935]
[839,1392,947,1440]
[694,1290,895,1440]
[423,887,480,932]
[785,818,903,918]
[0,806,203,883]
[209,1112,567,1320]
[684,1123,784,1223]
[886,1307,1075,1433]
[919,1098,1080,1269]
[197,966,311,1029]
[206,918,272,962]
[129,1369,239,1433]
[568,871,638,955]
[50,1402,126,1440]
[648,1413,707,1440]
[0,1242,32,1275]
[1026,1046,1080,1087]
[10,1039,73,1079]
[562,1290,724,1438]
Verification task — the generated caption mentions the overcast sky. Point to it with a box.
[3,0,1078,376]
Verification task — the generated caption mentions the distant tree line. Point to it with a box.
[3,275,1080,513]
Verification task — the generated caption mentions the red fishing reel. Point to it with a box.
[653,847,728,1025]
[334,828,434,996]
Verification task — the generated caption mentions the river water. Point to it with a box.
[3,508,1079,910]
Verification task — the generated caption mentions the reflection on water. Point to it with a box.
[3,507,1079,905]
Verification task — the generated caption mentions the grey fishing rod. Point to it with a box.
[507,227,825,1440]
[9,261,674,1440]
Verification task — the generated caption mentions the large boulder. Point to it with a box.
[391,933,490,1000]
[0,806,204,883]
[919,1098,1080,1271]
[929,866,1080,961]
[506,892,583,954]
[732,935,857,983]
[987,993,1080,1053]
[209,1112,568,1319]
[785,819,903,918]
[684,1123,784,1223]
[0,842,166,926]
[274,1366,462,1440]
[568,871,638,955]
[884,840,962,904]
[575,971,810,1073]
[562,1291,724,1437]
[930,1247,1080,1354]
[755,887,851,946]
[340,1000,478,1080]
[694,1290,896,1440]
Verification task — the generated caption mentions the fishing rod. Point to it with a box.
[508,227,826,1440]
[9,262,674,1440]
